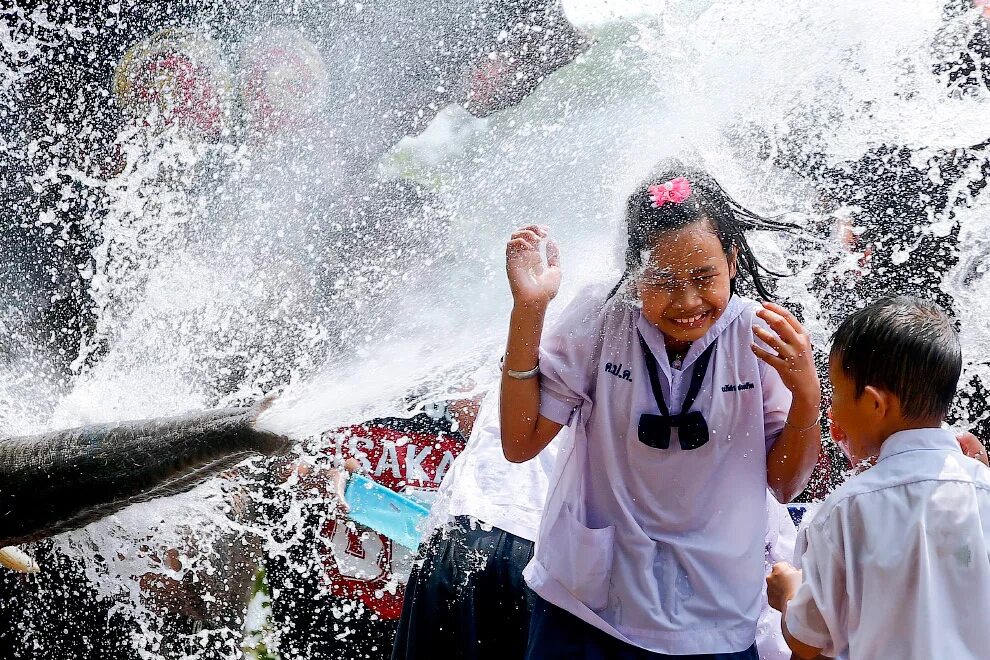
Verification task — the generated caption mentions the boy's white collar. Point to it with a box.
[877,427,960,463]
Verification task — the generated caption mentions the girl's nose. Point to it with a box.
[674,284,704,310]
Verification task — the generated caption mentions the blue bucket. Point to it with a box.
[344,474,431,550]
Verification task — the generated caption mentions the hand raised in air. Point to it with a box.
[506,224,561,309]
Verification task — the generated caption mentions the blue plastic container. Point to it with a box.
[345,474,431,550]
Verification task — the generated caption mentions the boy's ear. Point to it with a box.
[862,385,890,419]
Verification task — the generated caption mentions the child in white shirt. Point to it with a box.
[767,296,990,659]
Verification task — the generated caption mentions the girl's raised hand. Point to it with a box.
[752,302,822,408]
[506,224,561,308]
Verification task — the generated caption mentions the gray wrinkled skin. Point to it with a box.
[0,407,289,546]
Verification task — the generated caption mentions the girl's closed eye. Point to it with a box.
[639,272,674,288]
[640,274,717,291]
[640,267,718,285]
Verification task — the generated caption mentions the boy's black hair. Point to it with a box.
[830,296,962,421]
[617,159,798,300]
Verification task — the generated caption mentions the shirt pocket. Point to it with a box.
[545,503,615,611]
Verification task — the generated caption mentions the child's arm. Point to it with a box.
[500,225,565,462]
[752,302,823,502]
[781,604,828,659]
[767,562,827,659]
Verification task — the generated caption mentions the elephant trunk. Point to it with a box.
[0,406,289,546]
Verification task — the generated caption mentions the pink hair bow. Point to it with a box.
[647,177,692,208]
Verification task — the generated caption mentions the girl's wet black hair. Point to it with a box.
[611,159,799,300]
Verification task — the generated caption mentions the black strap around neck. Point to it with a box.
[638,334,718,417]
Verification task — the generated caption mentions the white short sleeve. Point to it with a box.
[784,519,846,657]
[538,284,611,426]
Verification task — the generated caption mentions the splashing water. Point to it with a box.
[1,0,988,657]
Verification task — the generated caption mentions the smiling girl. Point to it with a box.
[499,162,822,659]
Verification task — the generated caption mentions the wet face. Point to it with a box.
[637,221,736,348]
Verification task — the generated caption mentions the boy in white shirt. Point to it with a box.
[767,296,990,659]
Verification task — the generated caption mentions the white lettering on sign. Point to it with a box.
[374,442,402,478]
[405,445,431,483]
[347,435,375,473]
[326,520,386,582]
[435,450,455,483]
[336,433,458,485]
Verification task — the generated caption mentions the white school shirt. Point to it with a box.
[428,385,567,542]
[785,428,990,659]
[524,284,792,655]
[430,381,797,660]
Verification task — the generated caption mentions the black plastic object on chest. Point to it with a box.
[637,334,718,451]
